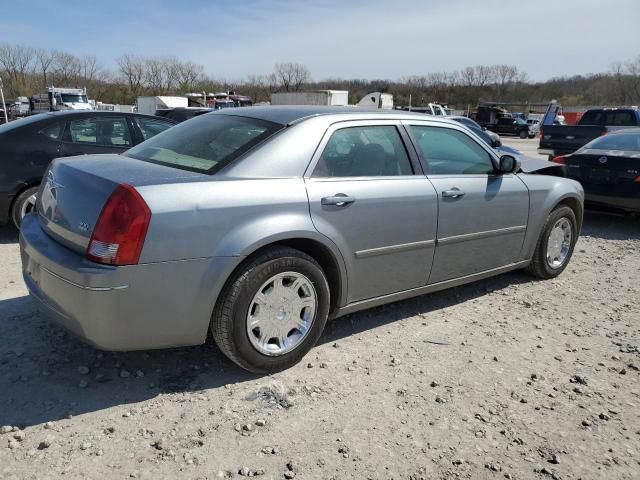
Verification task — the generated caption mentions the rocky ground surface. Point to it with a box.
[0,211,639,480]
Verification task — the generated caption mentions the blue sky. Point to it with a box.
[2,0,639,81]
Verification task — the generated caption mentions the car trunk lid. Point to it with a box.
[566,149,640,185]
[37,154,205,254]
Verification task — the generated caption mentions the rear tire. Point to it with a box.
[11,186,39,229]
[211,246,330,373]
[525,206,577,279]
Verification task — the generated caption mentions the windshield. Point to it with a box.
[125,114,282,174]
[582,133,640,152]
[61,94,88,104]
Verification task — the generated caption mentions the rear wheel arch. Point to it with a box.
[10,181,41,228]
[215,236,346,320]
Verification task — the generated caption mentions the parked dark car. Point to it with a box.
[448,116,522,156]
[486,117,533,139]
[539,107,640,160]
[552,129,640,213]
[0,111,176,227]
[154,107,212,123]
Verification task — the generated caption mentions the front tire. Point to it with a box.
[211,246,330,373]
[519,130,528,139]
[11,186,39,229]
[525,206,577,279]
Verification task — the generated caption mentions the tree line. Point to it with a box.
[1,42,638,109]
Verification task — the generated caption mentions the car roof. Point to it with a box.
[37,110,166,119]
[208,105,456,126]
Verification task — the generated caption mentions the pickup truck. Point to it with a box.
[485,117,533,139]
[538,107,640,159]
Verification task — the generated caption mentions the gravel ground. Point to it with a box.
[1,172,639,479]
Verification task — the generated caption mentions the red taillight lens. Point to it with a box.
[634,176,640,183]
[552,155,566,165]
[539,127,544,139]
[87,184,151,266]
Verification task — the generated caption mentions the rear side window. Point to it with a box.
[135,117,173,140]
[313,126,413,177]
[125,114,282,174]
[68,118,132,146]
[411,126,495,175]
[584,133,640,151]
[39,123,63,140]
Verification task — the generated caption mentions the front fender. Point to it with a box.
[518,174,584,260]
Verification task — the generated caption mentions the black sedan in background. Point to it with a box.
[0,111,176,227]
[448,116,522,156]
[553,129,640,213]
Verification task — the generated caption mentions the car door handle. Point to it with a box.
[321,194,356,206]
[442,189,465,198]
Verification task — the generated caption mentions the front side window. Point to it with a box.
[68,118,131,146]
[125,114,281,174]
[313,125,413,177]
[410,126,495,175]
[135,117,173,140]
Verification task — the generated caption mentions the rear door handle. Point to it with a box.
[321,194,356,206]
[442,189,465,198]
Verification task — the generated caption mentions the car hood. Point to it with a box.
[516,154,564,174]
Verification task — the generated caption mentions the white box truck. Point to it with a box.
[270,90,349,106]
[136,96,188,115]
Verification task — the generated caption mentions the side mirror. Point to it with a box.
[499,154,520,174]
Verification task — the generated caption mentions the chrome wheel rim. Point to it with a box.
[546,218,572,269]
[20,194,37,220]
[246,271,317,356]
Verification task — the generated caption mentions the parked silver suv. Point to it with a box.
[20,107,584,372]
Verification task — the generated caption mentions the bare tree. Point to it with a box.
[80,55,99,84]
[34,48,55,88]
[117,54,144,99]
[176,61,203,92]
[273,63,310,91]
[0,43,36,95]
[491,65,522,100]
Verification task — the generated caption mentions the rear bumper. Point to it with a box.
[584,193,640,213]
[20,214,240,351]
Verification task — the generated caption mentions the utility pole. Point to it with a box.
[0,77,8,124]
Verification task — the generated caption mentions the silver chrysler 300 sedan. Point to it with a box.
[20,107,584,373]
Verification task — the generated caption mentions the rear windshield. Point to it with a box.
[583,132,640,151]
[580,110,638,126]
[125,114,282,174]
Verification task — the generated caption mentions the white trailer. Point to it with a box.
[136,96,188,115]
[270,90,349,106]
[356,92,394,110]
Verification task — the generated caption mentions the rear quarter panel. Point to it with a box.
[137,176,348,305]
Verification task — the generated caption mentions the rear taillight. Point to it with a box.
[600,128,608,136]
[634,176,640,183]
[539,127,544,139]
[87,184,151,266]
[552,155,567,165]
